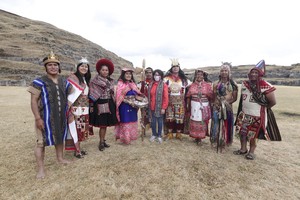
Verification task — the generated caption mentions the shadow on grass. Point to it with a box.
[279,111,300,117]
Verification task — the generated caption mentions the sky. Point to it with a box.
[1,0,300,71]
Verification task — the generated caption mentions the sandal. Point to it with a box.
[98,143,105,151]
[233,149,248,155]
[81,150,88,155]
[74,153,84,159]
[245,153,255,160]
[195,138,201,145]
[103,140,110,148]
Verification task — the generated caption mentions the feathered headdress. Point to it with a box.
[170,58,180,67]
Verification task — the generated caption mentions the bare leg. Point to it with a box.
[55,144,71,164]
[34,146,45,179]
[233,135,248,155]
[89,125,94,135]
[240,137,248,152]
[249,139,257,154]
[74,142,81,156]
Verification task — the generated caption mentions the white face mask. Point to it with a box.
[154,75,161,81]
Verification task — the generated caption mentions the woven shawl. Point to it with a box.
[148,80,164,117]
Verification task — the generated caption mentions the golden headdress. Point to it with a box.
[43,51,60,66]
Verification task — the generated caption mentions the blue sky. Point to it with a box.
[1,0,299,71]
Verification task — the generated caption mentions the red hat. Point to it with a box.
[96,59,114,75]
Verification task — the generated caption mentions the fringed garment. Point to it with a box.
[164,75,190,134]
[210,79,238,151]
[186,81,213,139]
[235,80,281,141]
[115,80,141,144]
[89,75,118,128]
[65,74,90,151]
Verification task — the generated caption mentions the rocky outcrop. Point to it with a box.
[183,65,300,86]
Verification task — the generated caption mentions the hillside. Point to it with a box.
[183,64,300,86]
[0,9,132,86]
[1,9,300,86]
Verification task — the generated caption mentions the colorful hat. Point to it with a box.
[251,60,265,76]
[96,58,114,75]
[43,51,60,66]
[122,67,134,72]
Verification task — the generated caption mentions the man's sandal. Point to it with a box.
[245,153,255,160]
[233,149,248,155]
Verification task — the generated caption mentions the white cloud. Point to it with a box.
[1,0,300,71]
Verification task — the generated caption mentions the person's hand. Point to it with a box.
[35,118,44,131]
[161,109,165,115]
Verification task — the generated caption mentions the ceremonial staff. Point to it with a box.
[140,59,146,141]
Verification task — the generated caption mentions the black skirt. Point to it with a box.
[89,98,118,127]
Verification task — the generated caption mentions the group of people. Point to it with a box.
[28,52,281,179]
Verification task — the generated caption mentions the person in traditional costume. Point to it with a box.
[186,69,213,144]
[89,58,118,151]
[234,60,281,160]
[137,67,153,138]
[210,62,238,152]
[28,51,73,179]
[148,69,169,143]
[163,58,191,140]
[65,58,91,158]
[115,68,142,144]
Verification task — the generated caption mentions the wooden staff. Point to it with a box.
[140,59,146,141]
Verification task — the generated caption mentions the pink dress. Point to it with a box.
[186,81,213,139]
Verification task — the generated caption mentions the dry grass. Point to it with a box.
[0,86,299,200]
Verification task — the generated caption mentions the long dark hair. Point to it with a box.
[164,66,188,83]
[74,63,91,85]
[152,69,164,81]
[192,70,212,83]
[118,70,136,83]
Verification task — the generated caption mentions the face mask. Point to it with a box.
[154,75,161,81]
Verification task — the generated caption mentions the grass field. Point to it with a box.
[0,85,299,200]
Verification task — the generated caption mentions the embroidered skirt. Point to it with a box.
[89,98,118,127]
